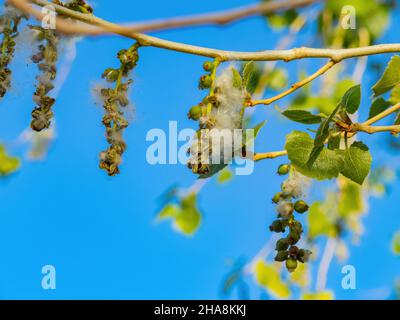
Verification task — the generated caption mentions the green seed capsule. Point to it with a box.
[102,68,120,82]
[294,200,309,213]
[285,258,298,273]
[188,105,202,121]
[203,61,215,72]
[199,75,212,89]
[275,238,290,251]
[272,192,282,204]
[274,250,288,262]
[269,220,284,233]
[277,164,290,175]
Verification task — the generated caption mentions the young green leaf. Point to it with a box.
[340,84,361,114]
[389,83,400,105]
[340,141,372,185]
[372,55,400,97]
[231,67,243,89]
[242,61,261,94]
[281,110,323,124]
[0,145,20,176]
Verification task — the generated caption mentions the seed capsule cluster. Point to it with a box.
[187,61,245,176]
[99,43,139,176]
[0,6,25,99]
[187,60,220,175]
[270,164,312,273]
[29,26,59,132]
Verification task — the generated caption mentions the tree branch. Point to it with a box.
[249,60,336,106]
[9,0,400,62]
[349,124,400,134]
[51,0,323,35]
[253,150,288,161]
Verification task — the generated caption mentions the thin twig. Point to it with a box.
[57,0,322,35]
[249,60,336,106]
[363,103,400,126]
[253,150,288,161]
[349,124,400,134]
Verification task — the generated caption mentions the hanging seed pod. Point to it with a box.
[0,5,26,99]
[29,26,59,132]
[99,43,140,176]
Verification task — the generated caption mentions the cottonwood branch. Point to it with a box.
[46,0,323,35]
[9,0,400,62]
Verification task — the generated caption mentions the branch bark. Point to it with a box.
[9,0,400,62]
[56,0,322,35]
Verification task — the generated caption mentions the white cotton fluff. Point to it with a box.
[189,67,246,167]
[276,200,294,219]
[212,67,245,130]
[281,171,310,198]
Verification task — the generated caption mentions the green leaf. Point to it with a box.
[340,141,372,185]
[338,180,364,218]
[217,167,233,184]
[340,85,361,114]
[231,67,243,89]
[254,261,290,299]
[314,104,341,147]
[242,61,261,94]
[281,110,323,124]
[369,98,391,119]
[308,202,336,239]
[157,194,202,236]
[307,104,341,166]
[0,145,20,176]
[392,231,400,255]
[285,131,343,180]
[372,55,400,97]
[244,120,266,146]
[389,83,400,105]
[158,204,180,219]
[242,61,255,90]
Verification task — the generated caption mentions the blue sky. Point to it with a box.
[0,0,398,299]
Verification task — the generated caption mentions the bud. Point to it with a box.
[199,74,212,89]
[102,68,120,82]
[294,200,309,213]
[272,192,282,204]
[277,164,290,175]
[285,258,298,273]
[203,61,215,72]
